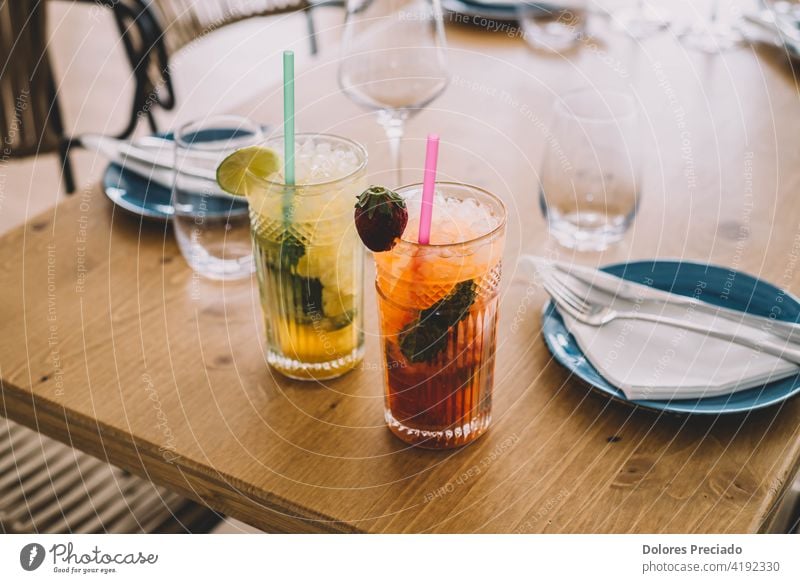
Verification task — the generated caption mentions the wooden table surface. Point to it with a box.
[2,23,800,533]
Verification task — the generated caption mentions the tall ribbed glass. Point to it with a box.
[249,134,368,380]
[374,183,507,448]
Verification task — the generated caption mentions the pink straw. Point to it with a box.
[417,134,440,245]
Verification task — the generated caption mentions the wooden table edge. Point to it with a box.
[756,451,800,533]
[0,374,364,533]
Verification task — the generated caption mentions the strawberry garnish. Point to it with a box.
[354,185,409,252]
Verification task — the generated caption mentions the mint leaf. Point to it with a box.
[399,280,477,364]
[294,275,355,330]
[298,274,324,317]
[279,232,305,269]
[259,232,356,330]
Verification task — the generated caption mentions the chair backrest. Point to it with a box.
[0,0,61,158]
[151,0,311,53]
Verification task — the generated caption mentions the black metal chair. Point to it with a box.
[1,0,328,194]
[82,0,323,141]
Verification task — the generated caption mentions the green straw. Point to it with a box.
[283,50,295,186]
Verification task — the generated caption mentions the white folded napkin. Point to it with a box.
[529,260,800,401]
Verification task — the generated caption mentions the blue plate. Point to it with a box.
[104,164,174,220]
[103,129,257,221]
[542,260,800,415]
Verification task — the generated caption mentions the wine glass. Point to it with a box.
[680,0,742,53]
[612,0,669,39]
[339,0,449,186]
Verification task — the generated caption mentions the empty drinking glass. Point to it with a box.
[172,116,262,280]
[539,89,641,251]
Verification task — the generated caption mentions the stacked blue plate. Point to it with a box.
[103,128,264,221]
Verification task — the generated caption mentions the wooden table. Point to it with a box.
[2,23,800,533]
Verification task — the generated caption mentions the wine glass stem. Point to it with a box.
[710,0,719,25]
[378,111,406,186]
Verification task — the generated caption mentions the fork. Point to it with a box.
[539,270,800,365]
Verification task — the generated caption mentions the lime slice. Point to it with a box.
[216,146,281,197]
